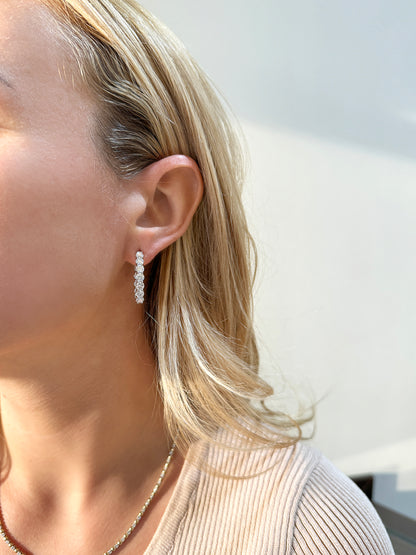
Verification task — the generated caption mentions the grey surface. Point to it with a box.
[391,537,416,555]
[374,503,416,555]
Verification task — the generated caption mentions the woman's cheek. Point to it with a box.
[0,135,114,350]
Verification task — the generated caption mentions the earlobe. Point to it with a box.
[125,155,204,266]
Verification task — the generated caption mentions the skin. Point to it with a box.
[0,1,203,553]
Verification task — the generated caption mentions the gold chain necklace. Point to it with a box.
[0,443,176,555]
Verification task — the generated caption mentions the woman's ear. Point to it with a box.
[123,155,204,265]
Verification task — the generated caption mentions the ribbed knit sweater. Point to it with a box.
[145,433,393,554]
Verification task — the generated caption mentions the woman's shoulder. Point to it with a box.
[147,434,394,554]
[192,433,394,554]
[288,443,394,554]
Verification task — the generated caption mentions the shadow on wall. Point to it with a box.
[144,0,416,161]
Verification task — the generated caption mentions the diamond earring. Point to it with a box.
[134,251,145,304]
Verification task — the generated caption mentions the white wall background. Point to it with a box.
[140,0,416,515]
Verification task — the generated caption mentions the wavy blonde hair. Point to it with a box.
[41,0,312,453]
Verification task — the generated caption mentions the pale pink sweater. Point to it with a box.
[145,434,393,554]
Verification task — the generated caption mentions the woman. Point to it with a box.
[0,0,393,553]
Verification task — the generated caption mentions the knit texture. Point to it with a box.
[145,434,393,554]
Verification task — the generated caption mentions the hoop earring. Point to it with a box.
[134,251,145,304]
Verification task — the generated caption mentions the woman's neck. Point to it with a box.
[0,304,169,515]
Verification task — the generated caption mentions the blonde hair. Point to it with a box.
[42,0,312,453]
